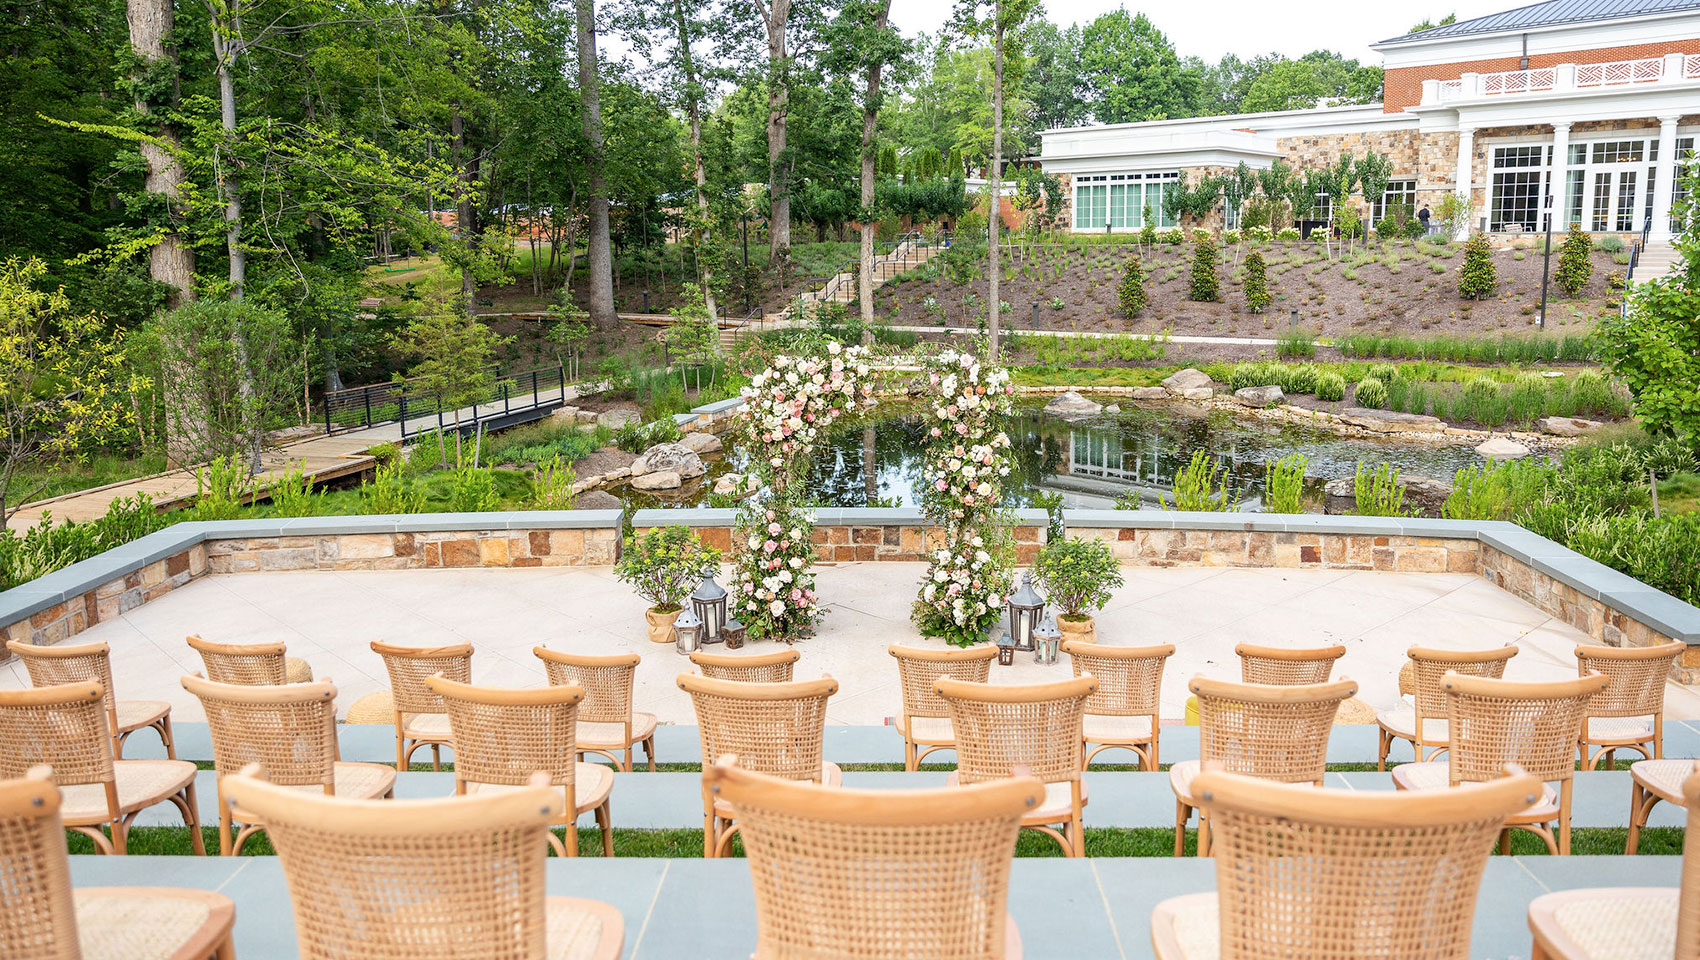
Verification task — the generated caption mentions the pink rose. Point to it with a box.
[768,522,782,535]
[763,540,777,554]
[790,589,802,601]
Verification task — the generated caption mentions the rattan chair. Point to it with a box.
[1575,641,1683,770]
[0,681,203,855]
[690,648,800,683]
[1527,762,1700,959]
[1392,672,1607,855]
[935,675,1095,858]
[1376,644,1518,770]
[1151,765,1544,960]
[0,766,236,960]
[1063,640,1173,770]
[705,756,1041,959]
[1234,642,1347,685]
[535,647,656,772]
[426,675,615,858]
[1628,757,1697,855]
[370,640,471,771]
[220,765,625,960]
[8,639,175,759]
[677,673,839,858]
[186,633,313,684]
[182,674,395,855]
[888,644,1000,771]
[1171,676,1357,857]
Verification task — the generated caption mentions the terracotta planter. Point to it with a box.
[1057,615,1096,644]
[644,607,680,644]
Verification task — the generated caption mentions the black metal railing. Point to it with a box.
[397,364,569,440]
[800,231,938,313]
[322,364,567,437]
[1621,217,1655,318]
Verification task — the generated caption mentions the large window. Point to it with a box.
[1489,145,1550,232]
[1072,172,1177,231]
[1674,137,1696,233]
[1373,179,1417,223]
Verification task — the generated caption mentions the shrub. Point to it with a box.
[1189,232,1220,302]
[1366,363,1397,383]
[0,495,171,590]
[1594,235,1626,253]
[1606,270,1626,290]
[1375,216,1400,238]
[1229,363,1273,391]
[1458,233,1498,299]
[1354,377,1388,408]
[526,454,578,510]
[368,442,401,468]
[1243,225,1272,243]
[1139,222,1157,247]
[267,468,321,518]
[1263,454,1308,514]
[1243,251,1272,313]
[189,456,252,522]
[1118,255,1147,317]
[361,459,427,515]
[1158,228,1185,245]
[1276,227,1301,242]
[1161,450,1239,511]
[1280,363,1319,395]
[1352,462,1413,517]
[1033,536,1126,620]
[1555,223,1594,296]
[1315,372,1347,402]
[447,466,501,512]
[614,525,721,613]
[1221,229,1241,245]
[1404,219,1426,239]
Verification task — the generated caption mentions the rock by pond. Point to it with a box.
[1044,391,1103,418]
[1162,368,1213,394]
[631,442,705,479]
[1234,386,1285,408]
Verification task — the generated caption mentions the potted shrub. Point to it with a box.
[616,526,722,643]
[1033,536,1125,643]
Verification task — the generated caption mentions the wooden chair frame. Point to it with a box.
[535,646,655,772]
[370,640,471,771]
[1628,757,1696,855]
[8,639,175,760]
[1377,644,1517,770]
[1063,640,1173,770]
[186,633,312,685]
[1234,642,1346,685]
[935,675,1095,858]
[1574,641,1683,770]
[888,644,999,771]
[425,674,614,858]
[690,648,800,683]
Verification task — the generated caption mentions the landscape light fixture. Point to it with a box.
[1005,570,1045,653]
[691,574,728,643]
[673,609,704,656]
[1033,614,1063,666]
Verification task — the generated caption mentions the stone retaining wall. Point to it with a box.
[3,544,208,648]
[1069,525,1478,574]
[204,527,618,574]
[630,508,1050,565]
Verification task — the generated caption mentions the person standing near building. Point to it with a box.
[1417,205,1432,234]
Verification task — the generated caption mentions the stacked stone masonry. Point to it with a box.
[205,529,618,574]
[636,522,1049,565]
[1069,528,1479,574]
[4,545,207,648]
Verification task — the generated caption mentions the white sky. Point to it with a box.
[888,1,1518,61]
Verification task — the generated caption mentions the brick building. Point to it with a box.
[1039,0,1700,244]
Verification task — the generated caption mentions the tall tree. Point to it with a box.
[670,0,718,323]
[825,0,905,331]
[1078,9,1197,123]
[752,0,794,274]
[125,0,195,308]
[576,0,616,324]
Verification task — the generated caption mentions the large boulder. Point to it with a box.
[1044,391,1103,419]
[1323,474,1453,517]
[597,407,641,429]
[630,470,682,491]
[1332,407,1446,433]
[679,431,724,455]
[713,473,759,497]
[1234,385,1285,408]
[1130,386,1168,400]
[631,442,705,479]
[575,490,622,510]
[1162,368,1213,394]
[1475,436,1531,459]
[1181,387,1214,401]
[1537,416,1604,437]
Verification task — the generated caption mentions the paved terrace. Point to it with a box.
[8,561,1699,959]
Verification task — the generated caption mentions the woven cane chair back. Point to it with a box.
[705,759,1039,960]
[0,682,114,786]
[220,766,561,960]
[186,635,289,685]
[1408,645,1516,718]
[677,674,835,782]
[1190,677,1356,784]
[1442,673,1607,784]
[369,642,471,715]
[1576,642,1682,719]
[427,676,582,790]
[890,645,998,721]
[1234,643,1346,686]
[0,769,78,960]
[1065,642,1172,716]
[182,675,337,786]
[534,648,637,725]
[690,649,799,683]
[8,641,119,719]
[1192,766,1541,960]
[935,676,1095,786]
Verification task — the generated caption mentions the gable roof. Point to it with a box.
[1377,0,1700,44]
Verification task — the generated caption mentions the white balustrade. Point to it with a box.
[1421,54,1694,105]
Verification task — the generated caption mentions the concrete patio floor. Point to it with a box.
[8,561,1698,725]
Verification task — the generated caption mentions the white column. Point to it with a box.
[1550,122,1572,231]
[1650,114,1681,243]
[1454,125,1476,239]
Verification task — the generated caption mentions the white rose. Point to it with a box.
[770,600,787,616]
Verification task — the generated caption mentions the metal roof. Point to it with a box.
[1378,0,1700,44]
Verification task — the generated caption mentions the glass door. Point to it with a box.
[1586,169,1640,232]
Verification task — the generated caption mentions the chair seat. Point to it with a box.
[1527,887,1677,960]
[546,896,626,960]
[1375,705,1448,744]
[714,762,841,818]
[59,761,198,824]
[114,700,170,734]
[75,887,235,960]
[1025,780,1089,825]
[467,763,614,816]
[578,713,658,749]
[1149,891,1219,960]
[1582,716,1654,744]
[401,712,452,740]
[1630,758,1691,805]
[903,715,955,744]
[284,657,314,684]
[1392,762,1560,822]
[1083,714,1154,743]
[230,762,396,822]
[1170,759,1200,803]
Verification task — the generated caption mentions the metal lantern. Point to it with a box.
[673,609,704,655]
[1033,614,1062,666]
[995,633,1017,667]
[1005,570,1046,652]
[722,617,747,650]
[691,574,728,643]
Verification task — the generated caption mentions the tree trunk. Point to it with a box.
[672,0,717,327]
[126,0,194,309]
[576,0,615,325]
[451,107,476,310]
[988,6,1003,358]
[757,0,791,276]
[858,0,890,343]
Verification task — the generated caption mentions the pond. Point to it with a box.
[616,400,1488,512]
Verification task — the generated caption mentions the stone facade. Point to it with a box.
[636,521,1049,565]
[205,528,618,574]
[4,545,207,648]
[1069,527,1479,573]
[1383,38,1700,111]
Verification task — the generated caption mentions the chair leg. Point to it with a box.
[1198,815,1212,858]
[219,805,234,857]
[714,822,739,858]
[430,743,441,772]
[157,715,177,760]
[623,745,633,773]
[1071,812,1085,858]
[703,813,717,858]
[1628,782,1646,855]
[644,736,655,772]
[1173,801,1190,857]
[597,802,614,857]
[564,816,579,857]
[905,740,917,772]
[112,818,129,855]
[1558,780,1573,855]
[215,931,237,960]
[1498,828,1511,855]
[1377,729,1389,772]
[395,732,407,770]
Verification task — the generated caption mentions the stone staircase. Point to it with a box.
[1633,242,1686,283]
[718,236,936,351]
